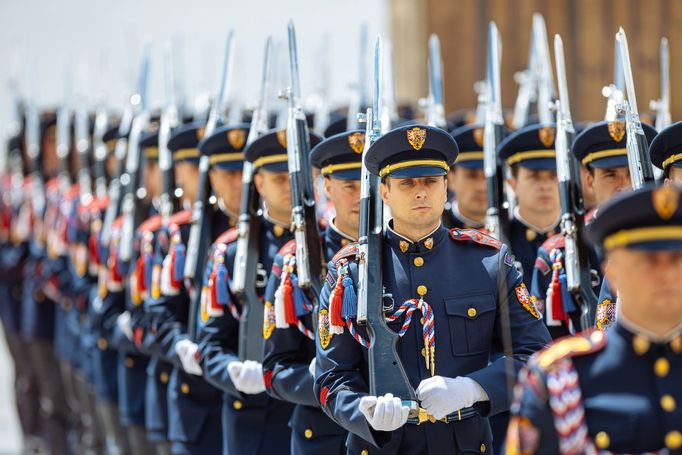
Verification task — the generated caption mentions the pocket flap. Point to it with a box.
[444,293,495,319]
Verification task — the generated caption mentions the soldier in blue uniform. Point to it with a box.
[0,132,42,451]
[90,123,134,455]
[498,124,561,286]
[443,124,487,230]
[262,129,363,454]
[530,120,657,337]
[20,111,71,453]
[150,122,249,455]
[507,185,682,454]
[651,121,682,186]
[314,125,551,454]
[197,128,320,455]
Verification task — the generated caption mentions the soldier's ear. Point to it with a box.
[380,181,390,204]
[253,171,265,195]
[323,176,332,199]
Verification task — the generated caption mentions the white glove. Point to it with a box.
[117,311,133,341]
[416,376,488,420]
[227,360,266,395]
[358,393,409,432]
[175,338,202,376]
[308,358,316,377]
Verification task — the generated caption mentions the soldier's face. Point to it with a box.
[380,176,447,230]
[144,160,161,199]
[508,168,559,214]
[175,162,200,205]
[579,165,597,211]
[209,168,243,216]
[324,177,361,236]
[605,248,682,332]
[586,166,631,205]
[254,169,291,219]
[449,167,487,220]
[666,167,682,187]
[42,130,60,177]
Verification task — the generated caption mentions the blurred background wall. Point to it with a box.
[391,0,679,123]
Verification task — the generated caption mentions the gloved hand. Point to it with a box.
[358,393,409,432]
[416,376,488,420]
[227,360,266,395]
[308,358,316,377]
[116,311,133,341]
[175,338,202,376]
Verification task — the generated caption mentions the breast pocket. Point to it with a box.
[444,293,496,356]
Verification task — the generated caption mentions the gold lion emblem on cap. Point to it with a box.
[473,128,484,148]
[347,132,365,154]
[277,129,288,148]
[227,129,246,150]
[608,121,626,142]
[538,127,555,148]
[407,127,427,151]
[653,185,679,220]
[196,127,206,141]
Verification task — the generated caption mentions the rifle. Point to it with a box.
[483,22,511,245]
[55,94,73,196]
[615,28,655,190]
[92,105,109,201]
[24,104,45,244]
[552,34,597,331]
[347,23,369,131]
[355,35,418,417]
[650,37,671,132]
[512,23,537,130]
[532,13,555,126]
[232,37,272,360]
[101,50,150,254]
[117,47,152,263]
[283,21,324,324]
[602,37,625,122]
[159,43,182,224]
[75,105,93,205]
[185,30,236,340]
[424,34,446,129]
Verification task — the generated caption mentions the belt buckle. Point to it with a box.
[417,408,436,425]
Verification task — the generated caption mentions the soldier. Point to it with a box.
[507,185,682,454]
[443,124,487,230]
[151,122,249,454]
[530,120,657,336]
[651,121,682,186]
[498,124,561,286]
[20,111,71,453]
[262,129,363,454]
[197,127,320,455]
[0,132,42,452]
[314,125,551,454]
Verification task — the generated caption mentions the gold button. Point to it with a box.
[595,431,610,449]
[525,229,537,242]
[671,336,682,354]
[304,428,313,439]
[661,395,677,412]
[417,285,427,296]
[467,308,477,318]
[273,225,284,237]
[361,451,368,455]
[655,358,670,377]
[632,335,650,355]
[181,383,190,394]
[233,400,243,410]
[413,257,424,267]
[160,372,169,384]
[479,443,487,453]
[125,357,134,368]
[666,430,682,450]
[97,338,108,350]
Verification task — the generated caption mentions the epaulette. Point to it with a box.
[535,330,607,370]
[331,243,359,263]
[214,227,238,246]
[278,239,297,257]
[46,177,60,191]
[137,214,163,235]
[540,233,564,252]
[449,228,502,250]
[169,209,192,226]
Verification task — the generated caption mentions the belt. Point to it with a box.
[407,406,478,425]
